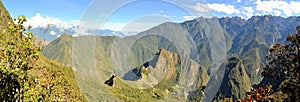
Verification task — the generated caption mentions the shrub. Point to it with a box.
[0,16,40,101]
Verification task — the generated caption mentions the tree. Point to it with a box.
[261,26,300,101]
[0,16,40,101]
[0,16,86,101]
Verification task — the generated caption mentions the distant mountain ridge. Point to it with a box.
[42,15,300,100]
[30,25,131,42]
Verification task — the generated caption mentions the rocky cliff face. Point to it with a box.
[121,48,209,100]
[218,57,251,99]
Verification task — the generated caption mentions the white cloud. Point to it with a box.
[59,28,65,32]
[162,14,168,17]
[242,6,254,19]
[57,34,61,38]
[24,13,75,29]
[73,21,98,36]
[256,0,286,14]
[184,0,300,19]
[255,0,300,16]
[50,31,57,35]
[186,3,240,15]
[159,10,166,14]
[273,10,282,16]
[207,3,240,15]
[244,6,254,13]
[186,3,210,12]
[101,22,127,31]
[183,16,197,21]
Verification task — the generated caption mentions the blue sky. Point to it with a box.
[2,0,91,22]
[2,0,300,34]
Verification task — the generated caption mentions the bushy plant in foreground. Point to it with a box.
[239,26,300,102]
[0,16,86,101]
[0,16,40,101]
[261,26,300,101]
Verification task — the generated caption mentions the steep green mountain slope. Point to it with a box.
[110,49,209,101]
[42,15,300,100]
[217,57,251,99]
[42,34,73,65]
[229,15,300,84]
[42,33,209,101]
[31,55,86,101]
[43,34,120,101]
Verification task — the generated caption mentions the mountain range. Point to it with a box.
[30,25,134,42]
[3,0,300,101]
[41,13,300,101]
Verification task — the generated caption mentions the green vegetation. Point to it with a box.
[105,49,208,101]
[3,0,300,101]
[0,1,12,31]
[261,26,300,101]
[43,31,209,101]
[107,76,177,101]
[217,57,251,100]
[38,9,300,101]
[128,34,178,68]
[0,14,86,101]
[237,26,300,102]
[0,16,41,101]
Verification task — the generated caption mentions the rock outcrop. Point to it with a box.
[218,57,251,99]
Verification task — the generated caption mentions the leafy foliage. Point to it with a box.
[0,16,86,101]
[0,16,40,101]
[261,26,300,101]
[27,56,86,101]
[238,85,272,102]
[0,1,12,31]
[236,26,300,102]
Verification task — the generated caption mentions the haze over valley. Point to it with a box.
[1,0,300,101]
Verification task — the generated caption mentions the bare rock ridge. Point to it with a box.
[121,48,209,99]
[122,50,159,81]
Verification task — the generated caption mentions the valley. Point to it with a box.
[42,15,300,101]
[1,0,300,101]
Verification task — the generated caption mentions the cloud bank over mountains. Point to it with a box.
[25,0,300,38]
[186,0,300,19]
[24,13,77,30]
[24,13,132,38]
[27,0,300,30]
